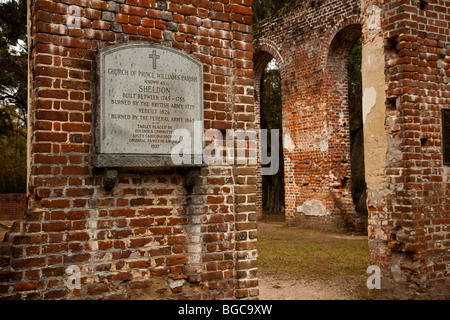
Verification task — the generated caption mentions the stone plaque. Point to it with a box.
[444,109,450,165]
[94,43,203,167]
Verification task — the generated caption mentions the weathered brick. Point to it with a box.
[12,0,449,303]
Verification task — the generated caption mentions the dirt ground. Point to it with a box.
[258,272,368,300]
[256,220,374,300]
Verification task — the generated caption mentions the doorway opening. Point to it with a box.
[348,38,368,226]
[325,24,368,233]
[260,59,285,221]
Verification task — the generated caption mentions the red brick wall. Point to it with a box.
[0,194,27,221]
[0,0,257,300]
[373,0,450,299]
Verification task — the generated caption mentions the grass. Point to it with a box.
[261,212,286,223]
[257,222,370,280]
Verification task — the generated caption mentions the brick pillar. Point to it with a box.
[365,0,450,298]
[0,0,256,300]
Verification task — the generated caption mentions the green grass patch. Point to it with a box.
[257,223,370,280]
[261,212,285,223]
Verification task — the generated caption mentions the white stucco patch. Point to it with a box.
[363,86,377,124]
[297,200,329,216]
[168,279,185,289]
[313,136,328,152]
[443,167,450,181]
[283,132,296,152]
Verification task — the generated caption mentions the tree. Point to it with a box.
[252,0,293,23]
[261,61,285,214]
[0,0,28,193]
[0,0,27,77]
[348,38,367,215]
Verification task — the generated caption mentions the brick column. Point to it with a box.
[0,0,256,300]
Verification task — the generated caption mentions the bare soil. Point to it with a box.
[257,221,372,300]
[258,272,368,300]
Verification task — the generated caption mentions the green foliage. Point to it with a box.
[0,0,27,49]
[0,68,27,118]
[252,0,294,23]
[348,38,363,137]
[0,103,27,193]
[261,66,282,132]
[0,0,28,193]
[348,38,367,213]
[261,62,285,213]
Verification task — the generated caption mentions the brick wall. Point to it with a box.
[0,0,257,300]
[254,0,449,298]
[373,0,450,299]
[0,194,27,221]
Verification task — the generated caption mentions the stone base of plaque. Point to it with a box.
[92,154,205,168]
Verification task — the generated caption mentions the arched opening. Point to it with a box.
[261,59,285,219]
[325,24,367,233]
[255,23,372,300]
[348,38,368,224]
[253,50,285,222]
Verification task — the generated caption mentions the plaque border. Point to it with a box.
[443,108,450,166]
[93,42,205,168]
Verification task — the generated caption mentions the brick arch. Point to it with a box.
[253,39,285,103]
[253,39,285,221]
[318,15,362,72]
[254,39,285,74]
[322,22,363,107]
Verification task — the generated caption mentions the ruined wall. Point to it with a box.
[0,0,257,300]
[254,0,449,298]
[0,194,27,221]
[254,0,364,232]
[371,0,450,299]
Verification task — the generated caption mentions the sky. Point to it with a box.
[266,58,279,71]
